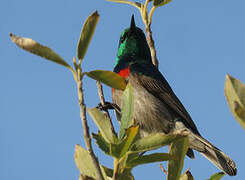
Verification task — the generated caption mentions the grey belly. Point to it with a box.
[113,85,175,136]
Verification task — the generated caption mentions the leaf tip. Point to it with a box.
[9,33,16,42]
[226,74,231,80]
[94,10,99,16]
[73,56,77,64]
[75,144,82,151]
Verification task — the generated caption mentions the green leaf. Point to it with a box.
[109,143,120,158]
[74,145,104,179]
[79,174,96,180]
[167,136,189,180]
[131,133,187,153]
[225,74,245,129]
[110,125,139,158]
[107,0,141,10]
[119,125,139,157]
[180,169,194,180]
[127,153,174,168]
[117,170,135,180]
[153,0,172,7]
[10,33,72,69]
[101,165,114,178]
[85,70,126,90]
[88,108,117,143]
[92,133,110,155]
[207,172,225,180]
[119,83,134,139]
[77,10,100,60]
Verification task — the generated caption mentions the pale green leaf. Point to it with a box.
[167,136,189,180]
[85,70,126,90]
[119,83,134,139]
[131,133,187,153]
[77,11,100,60]
[74,145,100,179]
[107,0,141,9]
[153,0,172,7]
[10,33,72,69]
[74,145,110,180]
[207,172,225,180]
[225,74,245,129]
[127,153,174,168]
[88,108,116,143]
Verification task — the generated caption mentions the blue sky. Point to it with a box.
[1,0,245,179]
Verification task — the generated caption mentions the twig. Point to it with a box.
[159,163,168,176]
[145,23,159,69]
[96,81,117,137]
[141,1,159,69]
[76,61,104,180]
[112,159,120,180]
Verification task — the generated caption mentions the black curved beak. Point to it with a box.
[129,15,136,33]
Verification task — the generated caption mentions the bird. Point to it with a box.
[110,15,237,176]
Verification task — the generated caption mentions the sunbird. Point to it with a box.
[110,15,236,176]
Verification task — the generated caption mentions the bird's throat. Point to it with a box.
[118,67,130,78]
[112,67,130,94]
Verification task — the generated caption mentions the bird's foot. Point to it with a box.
[97,102,121,114]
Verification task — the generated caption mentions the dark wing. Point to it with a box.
[129,62,200,136]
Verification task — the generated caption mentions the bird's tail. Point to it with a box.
[190,133,237,176]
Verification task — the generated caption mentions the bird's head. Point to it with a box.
[115,15,152,67]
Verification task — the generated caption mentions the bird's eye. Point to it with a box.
[120,32,128,43]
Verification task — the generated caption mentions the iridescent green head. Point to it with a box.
[115,15,152,67]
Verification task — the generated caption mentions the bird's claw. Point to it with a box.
[96,102,121,114]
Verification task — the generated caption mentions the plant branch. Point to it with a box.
[139,1,158,68]
[159,163,168,175]
[143,0,150,23]
[76,61,104,180]
[145,22,159,69]
[148,6,156,26]
[112,159,120,180]
[96,81,117,137]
